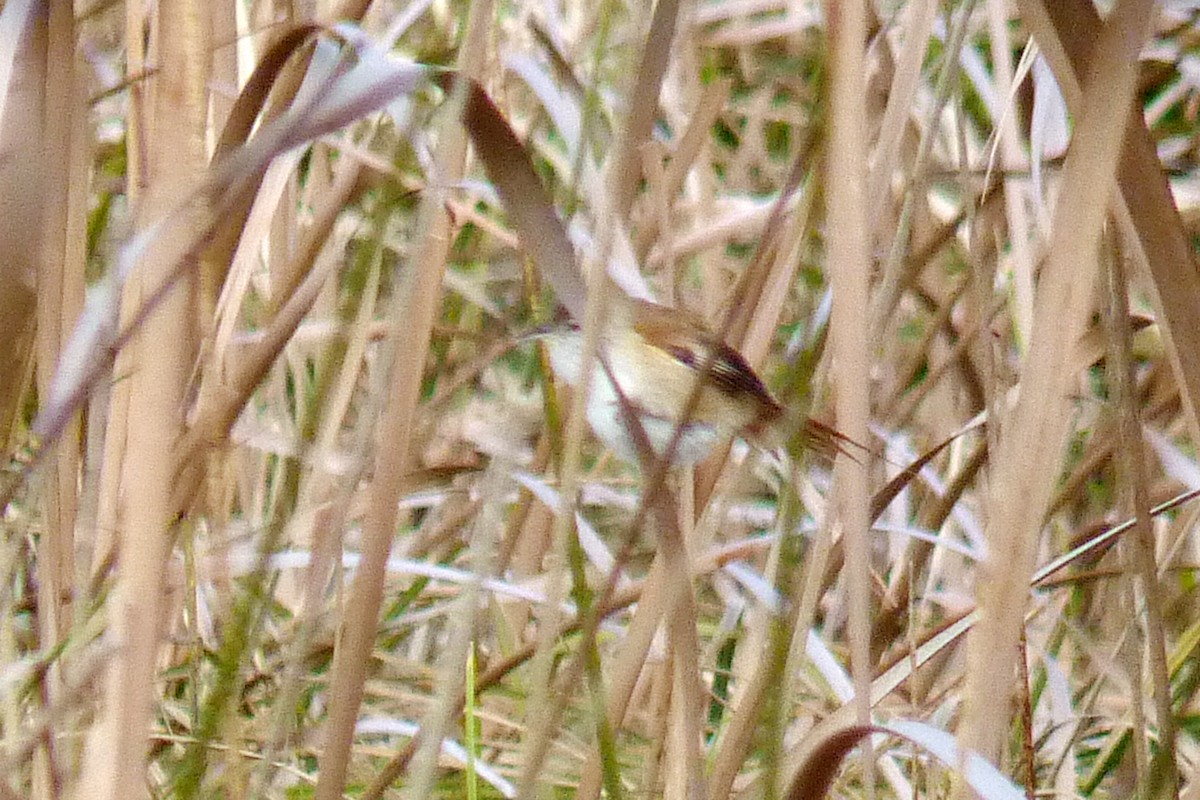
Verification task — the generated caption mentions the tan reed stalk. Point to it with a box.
[74,3,212,798]
[824,0,875,783]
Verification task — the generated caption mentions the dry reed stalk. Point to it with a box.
[33,2,87,795]
[174,159,365,514]
[86,0,184,586]
[1024,0,1200,448]
[35,0,84,647]
[633,77,732,263]
[1104,242,1151,791]
[247,173,378,795]
[88,0,153,582]
[1112,239,1178,800]
[75,3,212,799]
[310,4,495,797]
[517,2,690,796]
[959,0,1157,768]
[867,0,937,234]
[401,464,506,800]
[824,0,874,780]
[983,0,1037,350]
[6,2,1198,797]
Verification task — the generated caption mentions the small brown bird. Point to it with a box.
[536,296,843,465]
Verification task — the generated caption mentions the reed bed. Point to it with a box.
[1,1,1198,799]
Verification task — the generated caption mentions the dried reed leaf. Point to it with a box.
[448,75,587,320]
[0,0,42,456]
[36,35,433,451]
[200,23,323,309]
[759,612,977,800]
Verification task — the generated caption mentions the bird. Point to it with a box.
[533,295,845,466]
